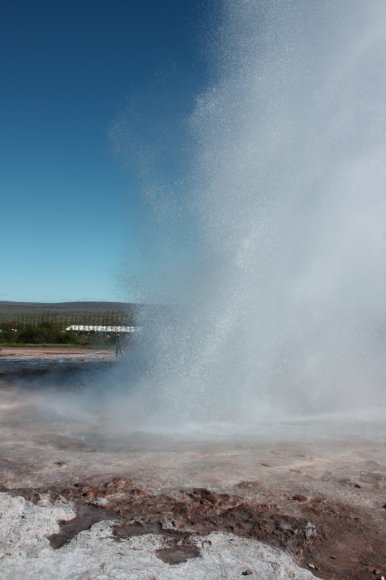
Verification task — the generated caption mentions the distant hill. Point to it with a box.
[0,301,142,326]
[0,301,136,313]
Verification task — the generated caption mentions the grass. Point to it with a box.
[0,302,139,348]
[0,343,111,349]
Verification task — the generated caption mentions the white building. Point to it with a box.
[65,325,140,333]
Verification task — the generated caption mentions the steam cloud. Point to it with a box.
[118,0,386,428]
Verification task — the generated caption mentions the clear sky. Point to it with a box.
[0,0,215,303]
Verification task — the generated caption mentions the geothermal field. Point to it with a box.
[0,351,385,579]
[1,0,386,578]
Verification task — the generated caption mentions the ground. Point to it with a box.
[0,348,385,579]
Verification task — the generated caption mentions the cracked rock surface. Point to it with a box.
[0,492,315,579]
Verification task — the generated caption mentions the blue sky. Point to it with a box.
[0,0,215,303]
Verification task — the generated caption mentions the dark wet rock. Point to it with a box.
[291,494,308,502]
[155,539,200,565]
[187,488,219,504]
[48,504,116,549]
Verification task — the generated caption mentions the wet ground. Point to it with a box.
[0,352,385,579]
[0,346,114,379]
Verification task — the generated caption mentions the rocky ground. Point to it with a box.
[0,347,113,356]
[0,352,385,579]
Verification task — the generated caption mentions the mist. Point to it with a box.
[100,0,386,430]
[1,4,386,432]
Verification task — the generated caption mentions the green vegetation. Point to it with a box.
[0,302,138,347]
[0,320,86,346]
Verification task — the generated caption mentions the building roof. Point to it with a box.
[65,325,140,333]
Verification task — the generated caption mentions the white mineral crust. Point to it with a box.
[0,492,316,579]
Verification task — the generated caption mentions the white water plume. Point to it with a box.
[120,0,386,427]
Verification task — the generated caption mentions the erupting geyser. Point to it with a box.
[1,7,386,578]
[121,0,386,428]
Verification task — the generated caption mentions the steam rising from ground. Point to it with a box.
[116,0,386,428]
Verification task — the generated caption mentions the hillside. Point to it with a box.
[0,301,141,327]
[0,301,136,314]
